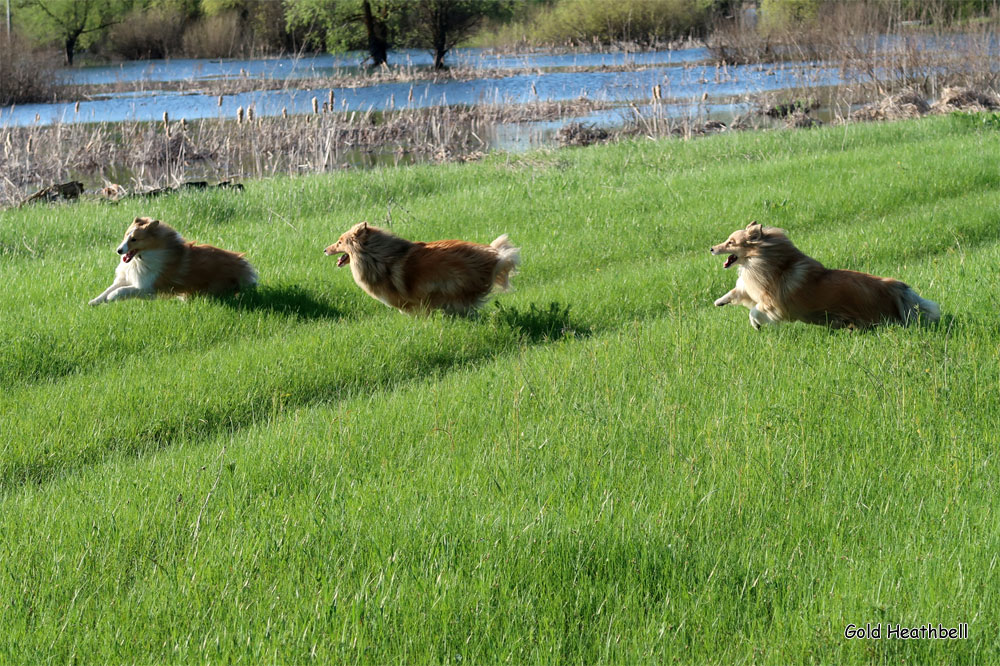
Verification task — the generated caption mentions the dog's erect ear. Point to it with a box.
[746,220,762,241]
[356,221,370,236]
[147,218,160,229]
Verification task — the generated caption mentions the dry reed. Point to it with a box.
[0,97,615,207]
[707,1,1000,107]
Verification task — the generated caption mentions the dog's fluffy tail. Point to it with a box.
[235,254,258,290]
[897,284,940,325]
[243,263,259,289]
[490,234,520,291]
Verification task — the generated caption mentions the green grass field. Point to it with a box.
[1,114,998,663]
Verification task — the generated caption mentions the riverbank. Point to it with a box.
[3,81,997,209]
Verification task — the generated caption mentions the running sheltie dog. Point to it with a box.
[324,222,520,315]
[711,221,939,329]
[89,217,257,305]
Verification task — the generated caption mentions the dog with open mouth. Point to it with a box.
[324,222,520,315]
[89,216,257,305]
[711,221,939,329]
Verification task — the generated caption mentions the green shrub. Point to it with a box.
[519,0,715,47]
[950,110,1000,130]
[758,0,822,34]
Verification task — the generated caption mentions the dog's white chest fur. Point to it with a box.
[90,249,172,305]
[735,267,765,305]
[117,250,169,289]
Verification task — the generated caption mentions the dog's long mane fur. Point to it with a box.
[738,227,822,318]
[122,224,184,291]
[342,224,416,289]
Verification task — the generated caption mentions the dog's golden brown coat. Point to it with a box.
[711,221,939,329]
[325,222,520,314]
[89,217,257,304]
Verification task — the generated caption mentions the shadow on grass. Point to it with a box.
[217,285,344,321]
[936,313,959,333]
[818,311,957,334]
[486,301,590,342]
[0,298,592,496]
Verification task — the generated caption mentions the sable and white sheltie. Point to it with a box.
[89,217,257,305]
[711,221,939,329]
[324,222,520,315]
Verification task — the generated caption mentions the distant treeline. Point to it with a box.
[3,0,999,72]
[4,0,737,67]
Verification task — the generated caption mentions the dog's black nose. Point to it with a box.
[117,247,125,254]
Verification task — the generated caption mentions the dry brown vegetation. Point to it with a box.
[707,2,1000,103]
[0,34,59,106]
[850,90,930,121]
[0,97,615,207]
[5,79,999,209]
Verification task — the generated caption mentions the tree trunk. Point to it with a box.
[360,0,388,67]
[430,2,448,70]
[64,35,77,66]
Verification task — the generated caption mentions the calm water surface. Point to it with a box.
[1,47,837,128]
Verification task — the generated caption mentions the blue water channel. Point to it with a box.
[1,47,840,128]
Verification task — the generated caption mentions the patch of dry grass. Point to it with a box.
[0,97,620,207]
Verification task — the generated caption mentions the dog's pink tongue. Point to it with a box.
[337,254,349,268]
[724,254,737,269]
[122,250,137,263]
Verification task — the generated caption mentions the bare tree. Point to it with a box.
[405,0,504,70]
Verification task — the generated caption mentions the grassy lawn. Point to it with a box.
[0,114,997,663]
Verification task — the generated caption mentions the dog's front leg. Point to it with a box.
[89,278,129,305]
[105,285,149,302]
[714,287,741,307]
[749,306,778,330]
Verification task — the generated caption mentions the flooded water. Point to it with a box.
[1,47,839,129]
[64,48,714,84]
